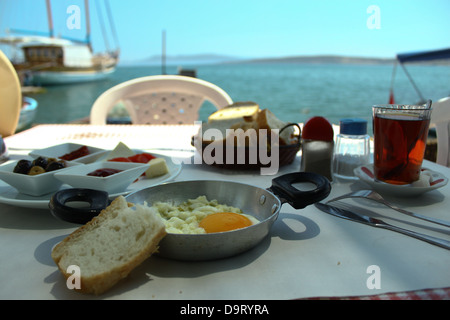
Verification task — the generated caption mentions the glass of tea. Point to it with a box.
[372,104,432,185]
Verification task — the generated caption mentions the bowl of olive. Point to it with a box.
[0,156,81,196]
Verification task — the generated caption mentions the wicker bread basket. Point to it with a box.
[192,123,301,170]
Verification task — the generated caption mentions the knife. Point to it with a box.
[314,203,450,250]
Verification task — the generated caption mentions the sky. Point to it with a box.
[1,0,449,63]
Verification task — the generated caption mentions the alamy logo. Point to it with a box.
[174,122,281,175]
[366,5,381,29]
[66,265,81,290]
[66,5,81,30]
[366,265,381,289]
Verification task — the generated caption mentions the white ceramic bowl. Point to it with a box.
[29,143,105,164]
[0,159,80,196]
[54,161,150,194]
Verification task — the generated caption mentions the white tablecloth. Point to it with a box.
[1,124,449,300]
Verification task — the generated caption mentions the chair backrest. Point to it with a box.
[430,96,450,167]
[90,75,233,125]
[0,50,21,137]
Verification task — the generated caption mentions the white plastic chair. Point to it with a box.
[0,50,21,137]
[90,75,233,125]
[430,97,450,167]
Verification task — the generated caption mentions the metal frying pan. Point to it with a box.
[50,172,331,261]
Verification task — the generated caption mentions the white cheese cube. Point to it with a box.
[145,158,169,178]
[106,142,135,160]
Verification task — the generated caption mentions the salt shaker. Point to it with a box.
[300,116,334,181]
[332,118,370,180]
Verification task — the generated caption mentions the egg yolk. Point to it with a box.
[199,212,252,233]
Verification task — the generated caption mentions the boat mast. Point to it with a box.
[85,0,92,51]
[46,0,54,38]
[162,29,166,75]
[105,0,120,54]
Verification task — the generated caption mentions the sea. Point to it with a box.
[27,62,450,134]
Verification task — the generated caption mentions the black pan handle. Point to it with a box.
[49,188,110,224]
[268,172,331,209]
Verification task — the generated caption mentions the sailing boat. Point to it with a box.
[0,0,119,85]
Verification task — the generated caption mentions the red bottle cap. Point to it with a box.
[302,116,334,141]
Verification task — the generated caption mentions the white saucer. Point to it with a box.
[0,153,181,209]
[354,164,448,197]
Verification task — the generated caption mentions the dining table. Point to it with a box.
[1,123,449,300]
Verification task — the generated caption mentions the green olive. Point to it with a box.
[28,166,46,175]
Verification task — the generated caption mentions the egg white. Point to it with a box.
[150,196,259,234]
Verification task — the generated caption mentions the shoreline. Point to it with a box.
[120,54,450,67]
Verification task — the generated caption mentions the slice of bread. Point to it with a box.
[196,103,299,146]
[257,109,298,145]
[208,101,259,123]
[198,120,245,143]
[198,102,259,144]
[51,196,166,295]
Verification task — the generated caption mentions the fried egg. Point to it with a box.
[150,196,259,234]
[200,212,257,233]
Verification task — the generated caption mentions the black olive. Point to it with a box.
[32,156,48,169]
[13,159,32,174]
[47,158,58,165]
[46,161,66,172]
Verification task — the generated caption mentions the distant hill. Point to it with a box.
[120,54,241,66]
[120,53,450,66]
[237,55,395,65]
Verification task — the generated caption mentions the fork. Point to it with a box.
[326,189,450,228]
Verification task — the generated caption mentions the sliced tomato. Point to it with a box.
[128,153,156,163]
[108,157,131,162]
[60,145,90,160]
[108,153,156,163]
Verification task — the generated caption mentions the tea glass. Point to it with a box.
[372,104,432,185]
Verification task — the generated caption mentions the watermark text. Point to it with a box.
[66,265,81,290]
[366,264,381,289]
[367,5,381,29]
[173,121,282,175]
[66,5,81,30]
